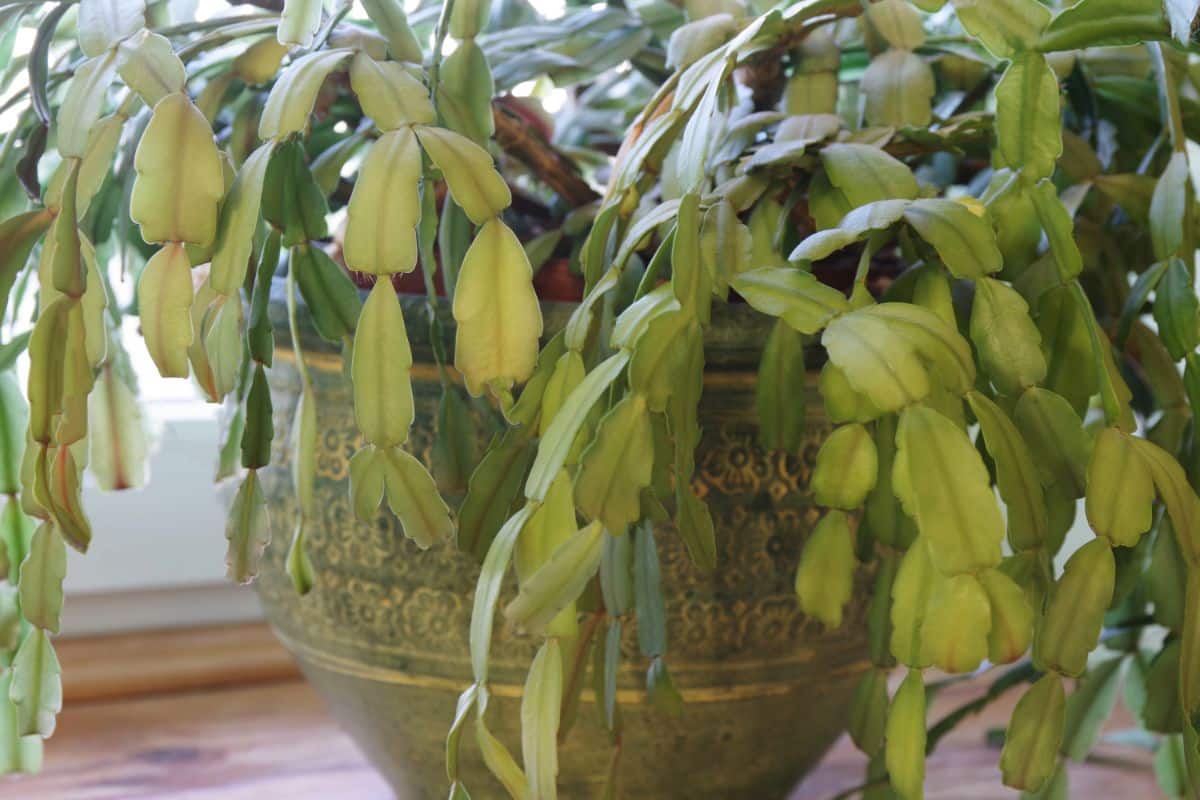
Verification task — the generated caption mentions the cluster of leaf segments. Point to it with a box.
[1,0,1200,798]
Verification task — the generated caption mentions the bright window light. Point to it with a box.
[532,0,565,19]
[543,88,568,113]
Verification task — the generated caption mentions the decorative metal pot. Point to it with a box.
[254,285,870,799]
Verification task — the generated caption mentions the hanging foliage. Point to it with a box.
[4,0,1200,796]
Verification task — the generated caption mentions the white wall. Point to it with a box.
[63,396,261,636]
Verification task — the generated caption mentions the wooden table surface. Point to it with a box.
[3,625,1162,799]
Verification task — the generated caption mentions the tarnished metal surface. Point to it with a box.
[255,293,869,798]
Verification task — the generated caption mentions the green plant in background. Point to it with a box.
[2,0,1200,796]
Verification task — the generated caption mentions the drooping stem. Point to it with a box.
[853,231,885,290]
[558,610,605,743]
[428,0,458,106]
[176,18,278,60]
[158,11,278,37]
[1150,42,1186,154]
[417,168,452,385]
[220,0,281,10]
[827,662,1038,800]
[285,258,312,389]
[309,0,353,53]
[1150,41,1195,268]
[422,0,453,327]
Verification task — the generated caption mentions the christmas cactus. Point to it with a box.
[2,0,1200,797]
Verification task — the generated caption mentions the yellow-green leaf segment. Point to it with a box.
[6,0,1200,796]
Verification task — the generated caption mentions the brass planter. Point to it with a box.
[255,287,870,799]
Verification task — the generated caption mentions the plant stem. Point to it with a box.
[1149,41,1195,268]
[310,0,352,52]
[285,256,313,389]
[420,0,454,346]
[428,0,458,108]
[417,165,453,388]
[558,610,604,743]
[155,12,278,38]
[222,0,282,10]
[826,661,1038,800]
[28,0,73,125]
[175,18,279,61]
[1149,43,1186,154]
[924,661,1036,752]
[1135,130,1168,176]
[853,232,883,289]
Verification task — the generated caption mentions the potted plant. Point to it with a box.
[4,0,1200,796]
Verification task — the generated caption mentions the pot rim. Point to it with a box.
[267,275,817,374]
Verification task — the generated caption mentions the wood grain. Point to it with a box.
[57,623,299,703]
[5,624,1164,799]
[7,681,390,800]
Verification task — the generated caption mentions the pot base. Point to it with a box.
[255,297,871,798]
[279,632,864,799]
